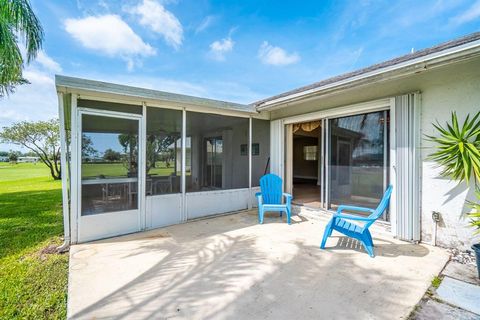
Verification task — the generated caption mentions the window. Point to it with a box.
[186,112,249,192]
[303,145,318,161]
[240,143,259,156]
[252,143,260,156]
[240,144,248,156]
[146,107,182,195]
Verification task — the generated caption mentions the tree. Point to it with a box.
[0,119,61,179]
[8,150,19,163]
[103,148,121,162]
[81,134,97,162]
[118,134,138,175]
[146,134,176,173]
[0,0,44,96]
[23,150,36,157]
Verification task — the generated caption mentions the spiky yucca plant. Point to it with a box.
[427,111,480,184]
[426,111,480,233]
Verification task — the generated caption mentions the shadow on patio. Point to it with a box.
[328,236,430,258]
[68,211,448,320]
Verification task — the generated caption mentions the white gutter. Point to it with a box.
[256,38,480,111]
[55,75,257,114]
[57,92,71,251]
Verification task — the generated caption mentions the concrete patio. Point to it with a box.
[68,210,449,320]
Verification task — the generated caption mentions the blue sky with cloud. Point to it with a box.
[1,0,480,151]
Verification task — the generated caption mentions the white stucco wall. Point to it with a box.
[419,65,480,249]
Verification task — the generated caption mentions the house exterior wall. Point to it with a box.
[57,54,480,246]
[419,63,480,250]
[268,57,480,250]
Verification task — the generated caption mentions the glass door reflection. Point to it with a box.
[328,111,389,216]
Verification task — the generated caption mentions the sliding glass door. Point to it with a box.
[204,137,223,189]
[328,110,389,214]
[288,109,390,220]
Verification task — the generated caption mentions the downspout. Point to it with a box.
[57,92,71,252]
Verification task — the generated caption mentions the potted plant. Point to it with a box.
[427,111,480,278]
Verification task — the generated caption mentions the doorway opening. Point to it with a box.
[292,120,322,208]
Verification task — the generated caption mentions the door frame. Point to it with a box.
[75,107,146,242]
[276,98,394,223]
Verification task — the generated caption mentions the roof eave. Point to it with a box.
[55,75,257,114]
[255,38,480,111]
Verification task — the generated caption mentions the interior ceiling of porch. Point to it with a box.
[82,114,138,133]
[78,101,251,136]
[78,99,142,114]
[147,109,250,136]
[186,112,248,135]
[269,56,480,120]
[147,108,182,136]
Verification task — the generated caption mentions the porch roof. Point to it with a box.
[254,31,480,110]
[55,75,257,114]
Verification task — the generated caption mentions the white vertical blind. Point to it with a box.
[270,120,284,180]
[140,103,147,230]
[181,108,187,221]
[248,116,253,209]
[284,124,293,194]
[394,93,421,241]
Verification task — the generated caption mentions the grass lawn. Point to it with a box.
[0,163,67,319]
[82,161,176,177]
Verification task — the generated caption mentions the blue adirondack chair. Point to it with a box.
[256,174,292,224]
[320,185,393,257]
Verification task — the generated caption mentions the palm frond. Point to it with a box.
[0,0,44,61]
[0,0,43,96]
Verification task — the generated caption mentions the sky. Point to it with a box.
[1,0,480,151]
